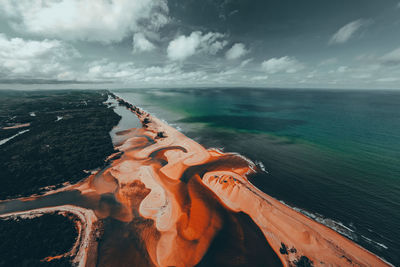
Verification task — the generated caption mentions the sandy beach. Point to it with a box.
[0,93,391,267]
[107,95,390,267]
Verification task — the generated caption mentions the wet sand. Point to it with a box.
[0,93,391,266]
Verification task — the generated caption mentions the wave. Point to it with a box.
[279,200,356,239]
[278,200,391,254]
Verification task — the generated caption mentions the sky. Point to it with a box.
[0,0,400,90]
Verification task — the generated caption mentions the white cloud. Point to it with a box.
[0,0,169,43]
[0,33,78,78]
[337,66,349,73]
[376,77,400,83]
[319,58,338,66]
[225,43,248,60]
[380,47,400,65]
[167,31,227,61]
[167,33,200,61]
[81,59,266,87]
[306,71,317,79]
[240,58,253,67]
[132,33,155,53]
[329,19,366,44]
[84,59,208,84]
[252,75,269,81]
[261,56,304,74]
[199,32,228,55]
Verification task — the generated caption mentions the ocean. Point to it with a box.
[114,88,400,265]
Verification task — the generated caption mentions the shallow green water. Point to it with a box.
[115,88,400,265]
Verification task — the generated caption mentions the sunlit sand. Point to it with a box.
[0,94,390,267]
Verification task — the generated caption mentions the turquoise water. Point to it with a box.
[115,88,400,265]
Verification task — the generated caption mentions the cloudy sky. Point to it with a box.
[1,0,400,89]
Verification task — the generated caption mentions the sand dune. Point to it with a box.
[104,95,389,267]
[0,93,391,267]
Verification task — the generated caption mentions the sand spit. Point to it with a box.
[202,172,392,267]
[109,94,390,267]
[0,93,390,267]
[0,205,98,267]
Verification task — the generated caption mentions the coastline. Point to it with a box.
[0,91,392,266]
[111,93,391,267]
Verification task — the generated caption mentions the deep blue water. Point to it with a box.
[115,88,400,265]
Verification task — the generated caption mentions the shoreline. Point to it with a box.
[0,91,392,266]
[111,92,391,267]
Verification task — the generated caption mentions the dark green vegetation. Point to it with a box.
[295,256,313,267]
[0,212,78,266]
[0,90,121,200]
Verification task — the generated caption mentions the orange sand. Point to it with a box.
[0,95,391,267]
[99,96,389,267]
